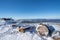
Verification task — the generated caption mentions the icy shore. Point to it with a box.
[0,23,60,40]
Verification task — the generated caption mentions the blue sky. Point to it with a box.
[0,0,60,19]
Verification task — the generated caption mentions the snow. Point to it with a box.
[0,25,9,33]
[0,29,43,40]
[0,21,5,25]
[0,24,43,40]
[47,37,54,40]
[0,21,60,40]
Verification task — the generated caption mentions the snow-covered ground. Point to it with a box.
[0,22,60,40]
[0,24,43,40]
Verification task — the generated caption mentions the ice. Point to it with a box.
[33,33,43,40]
[0,30,43,40]
[0,25,10,33]
[52,25,60,31]
[0,23,44,40]
[0,21,60,40]
[47,37,54,40]
[0,25,44,40]
[0,20,6,25]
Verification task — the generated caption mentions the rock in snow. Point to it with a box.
[0,19,60,40]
